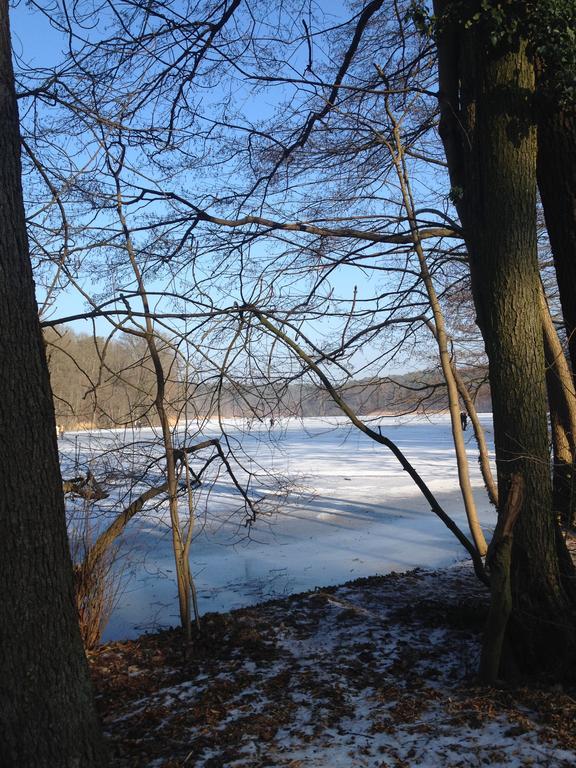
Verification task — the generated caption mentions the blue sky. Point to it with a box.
[9,1,441,376]
[11,1,64,66]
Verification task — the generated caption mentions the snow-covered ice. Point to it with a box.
[60,413,498,641]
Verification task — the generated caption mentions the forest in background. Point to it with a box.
[46,328,492,428]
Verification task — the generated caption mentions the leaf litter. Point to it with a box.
[90,561,576,767]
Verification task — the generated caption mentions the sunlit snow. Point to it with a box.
[59,413,497,641]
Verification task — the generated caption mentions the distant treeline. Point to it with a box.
[45,329,491,429]
[45,328,179,429]
[209,370,492,419]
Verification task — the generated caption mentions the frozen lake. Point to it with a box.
[60,414,497,642]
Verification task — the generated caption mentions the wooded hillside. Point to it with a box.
[46,328,491,428]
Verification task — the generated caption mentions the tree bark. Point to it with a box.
[0,2,106,765]
[434,0,576,677]
[480,473,523,683]
[540,285,576,527]
[537,103,576,382]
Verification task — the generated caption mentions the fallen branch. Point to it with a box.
[253,307,489,586]
[63,470,109,501]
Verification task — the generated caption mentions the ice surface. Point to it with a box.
[60,413,497,641]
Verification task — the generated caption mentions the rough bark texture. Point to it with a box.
[480,474,523,683]
[541,286,576,527]
[434,0,576,677]
[537,104,576,381]
[0,3,106,765]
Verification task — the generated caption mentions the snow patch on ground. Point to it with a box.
[91,563,576,767]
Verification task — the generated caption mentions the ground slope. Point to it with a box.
[90,563,576,767]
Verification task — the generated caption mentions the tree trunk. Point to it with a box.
[0,3,106,765]
[537,104,576,382]
[480,473,523,683]
[110,156,194,640]
[434,0,576,678]
[540,285,576,527]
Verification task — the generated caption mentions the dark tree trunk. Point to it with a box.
[0,3,106,766]
[542,294,576,527]
[537,104,576,382]
[537,96,576,527]
[434,0,576,679]
[546,365,576,528]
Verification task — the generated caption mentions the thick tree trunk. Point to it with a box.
[434,1,576,678]
[540,286,576,527]
[480,474,523,683]
[537,105,576,382]
[0,3,106,765]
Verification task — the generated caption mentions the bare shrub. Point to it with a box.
[69,502,124,650]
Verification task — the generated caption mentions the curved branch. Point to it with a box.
[253,308,489,586]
